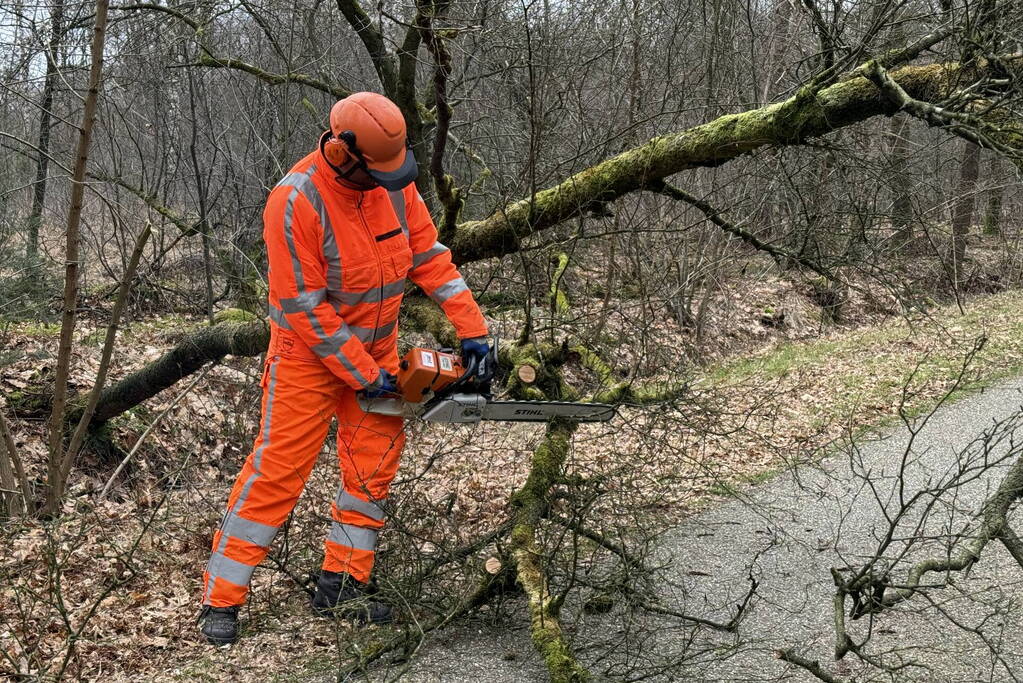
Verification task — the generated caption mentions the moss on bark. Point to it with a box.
[509,421,590,682]
[93,319,269,423]
[449,59,1022,265]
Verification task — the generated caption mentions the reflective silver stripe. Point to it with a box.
[204,358,279,604]
[304,319,374,387]
[412,242,450,269]
[327,522,378,551]
[323,220,342,293]
[206,551,258,586]
[275,171,309,189]
[430,277,468,304]
[311,325,354,357]
[348,320,397,344]
[334,279,406,307]
[282,188,306,291]
[335,489,387,522]
[280,287,327,314]
[386,190,409,238]
[269,301,371,383]
[222,515,278,547]
[278,165,342,292]
[278,171,347,361]
[331,352,374,389]
[276,279,371,387]
[267,303,291,329]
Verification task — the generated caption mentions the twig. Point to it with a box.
[878,448,1023,610]
[0,403,32,515]
[776,649,849,683]
[547,513,647,572]
[647,179,839,282]
[626,570,758,633]
[334,569,508,677]
[862,59,1021,159]
[193,55,350,99]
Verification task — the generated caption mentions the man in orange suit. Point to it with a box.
[199,92,489,645]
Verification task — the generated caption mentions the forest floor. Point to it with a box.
[4,267,1023,680]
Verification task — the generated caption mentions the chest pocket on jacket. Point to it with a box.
[386,243,412,283]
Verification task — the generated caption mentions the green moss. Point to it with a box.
[7,390,50,415]
[511,423,572,511]
[572,345,614,386]
[549,252,571,316]
[16,321,62,337]
[532,628,590,682]
[213,307,260,324]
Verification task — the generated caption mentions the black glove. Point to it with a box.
[460,337,490,379]
[363,369,398,398]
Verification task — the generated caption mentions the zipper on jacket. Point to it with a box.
[356,193,386,352]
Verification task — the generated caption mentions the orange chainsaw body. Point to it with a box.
[397,348,464,403]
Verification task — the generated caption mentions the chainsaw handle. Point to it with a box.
[453,354,479,388]
[449,341,496,393]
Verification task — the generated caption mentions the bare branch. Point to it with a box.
[776,649,850,683]
[193,55,351,99]
[647,179,838,281]
[335,0,398,95]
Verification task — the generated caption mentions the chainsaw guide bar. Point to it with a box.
[358,338,617,424]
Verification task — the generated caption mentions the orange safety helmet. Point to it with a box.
[321,92,418,191]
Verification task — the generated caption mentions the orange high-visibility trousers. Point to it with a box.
[201,328,403,607]
[203,147,488,608]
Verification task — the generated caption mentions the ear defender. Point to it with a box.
[322,133,349,168]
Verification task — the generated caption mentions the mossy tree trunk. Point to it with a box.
[92,319,269,424]
[450,59,1023,265]
[73,58,1023,427]
[509,420,590,683]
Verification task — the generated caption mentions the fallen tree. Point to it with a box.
[13,13,1022,676]
[81,53,1022,426]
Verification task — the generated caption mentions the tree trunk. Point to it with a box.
[948,142,981,280]
[450,59,1023,265]
[25,0,66,263]
[92,319,269,424]
[888,114,914,248]
[983,155,1004,236]
[44,0,111,514]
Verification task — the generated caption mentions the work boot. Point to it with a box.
[199,605,240,645]
[311,570,394,625]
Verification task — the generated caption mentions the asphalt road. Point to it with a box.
[381,379,1023,682]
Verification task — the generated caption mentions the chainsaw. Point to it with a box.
[357,337,616,424]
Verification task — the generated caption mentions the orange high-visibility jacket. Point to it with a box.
[263,150,488,386]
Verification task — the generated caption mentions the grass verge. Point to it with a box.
[693,290,1023,495]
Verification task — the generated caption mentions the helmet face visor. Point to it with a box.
[365,144,418,191]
